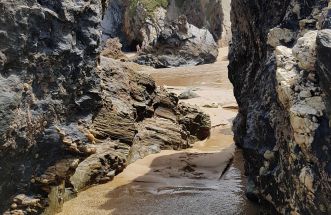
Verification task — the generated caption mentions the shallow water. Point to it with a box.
[102,139,261,215]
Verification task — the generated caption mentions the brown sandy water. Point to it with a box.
[59,47,262,215]
[139,48,231,88]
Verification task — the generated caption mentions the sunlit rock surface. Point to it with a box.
[135,16,219,68]
[101,0,228,67]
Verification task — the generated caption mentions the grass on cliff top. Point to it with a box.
[129,0,169,16]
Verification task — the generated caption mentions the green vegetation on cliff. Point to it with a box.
[129,0,169,16]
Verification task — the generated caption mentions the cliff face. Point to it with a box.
[101,0,125,43]
[102,0,228,49]
[135,16,219,68]
[229,0,331,214]
[0,1,210,214]
[0,0,102,212]
[166,0,225,40]
[100,0,230,68]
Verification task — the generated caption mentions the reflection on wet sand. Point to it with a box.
[60,128,261,215]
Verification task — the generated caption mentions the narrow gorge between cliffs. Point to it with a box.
[0,0,330,215]
[59,48,266,215]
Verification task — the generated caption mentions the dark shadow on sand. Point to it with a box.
[95,149,274,215]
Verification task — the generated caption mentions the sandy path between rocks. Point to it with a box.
[59,47,241,215]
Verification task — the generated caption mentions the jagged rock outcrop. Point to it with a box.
[168,0,232,47]
[102,0,226,48]
[101,0,231,65]
[135,16,219,68]
[101,38,127,60]
[229,0,331,214]
[101,0,169,49]
[0,1,210,214]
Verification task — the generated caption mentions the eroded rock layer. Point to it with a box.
[229,0,331,214]
[0,1,210,214]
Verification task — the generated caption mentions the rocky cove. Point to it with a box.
[0,0,330,215]
[58,48,266,214]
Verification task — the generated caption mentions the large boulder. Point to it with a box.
[135,16,218,68]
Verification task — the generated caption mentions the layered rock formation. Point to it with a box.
[0,0,210,214]
[229,0,331,214]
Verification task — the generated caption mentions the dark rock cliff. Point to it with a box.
[101,0,126,43]
[0,0,210,214]
[229,0,331,214]
[0,0,103,212]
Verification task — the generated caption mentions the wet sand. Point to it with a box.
[139,47,237,127]
[59,128,238,215]
[59,47,260,215]
[138,47,231,88]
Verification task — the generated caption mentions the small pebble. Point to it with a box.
[43,121,48,127]
[23,83,30,91]
[70,159,80,169]
[11,203,17,209]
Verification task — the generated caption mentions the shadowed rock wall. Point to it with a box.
[229,0,331,214]
[0,0,103,212]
